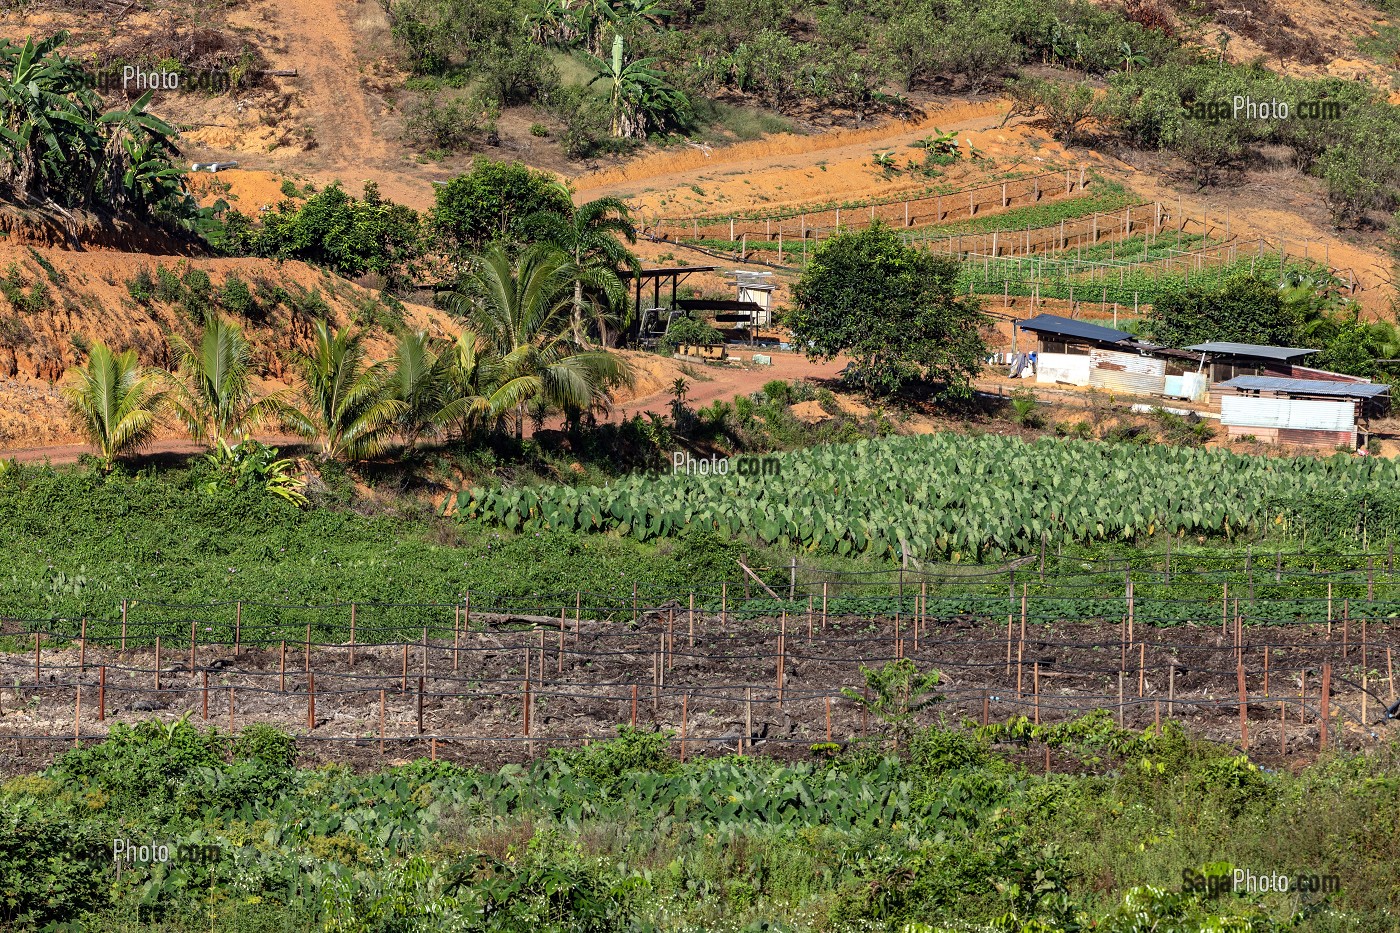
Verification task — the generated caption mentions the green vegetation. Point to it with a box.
[58,344,167,473]
[456,431,1400,561]
[786,224,989,399]
[0,35,199,230]
[4,710,1396,930]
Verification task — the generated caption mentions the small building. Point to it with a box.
[1183,342,1319,382]
[1213,375,1391,449]
[1016,314,1205,399]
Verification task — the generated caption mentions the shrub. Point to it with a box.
[660,314,724,351]
[154,264,184,304]
[402,93,483,153]
[218,273,260,319]
[126,266,155,306]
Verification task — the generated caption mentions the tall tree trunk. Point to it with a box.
[573,278,586,346]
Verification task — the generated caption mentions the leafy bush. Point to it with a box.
[218,273,260,319]
[660,314,723,351]
[126,266,155,306]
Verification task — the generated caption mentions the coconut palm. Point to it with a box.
[387,329,498,449]
[525,196,639,346]
[281,320,406,461]
[60,342,167,472]
[164,315,284,447]
[449,244,631,436]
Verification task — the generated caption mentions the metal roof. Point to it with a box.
[1184,342,1318,361]
[1016,314,1134,346]
[1218,375,1391,399]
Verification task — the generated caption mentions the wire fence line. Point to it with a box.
[2,593,1393,762]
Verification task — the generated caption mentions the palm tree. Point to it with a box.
[449,244,631,436]
[584,34,689,138]
[281,320,406,461]
[60,342,167,472]
[387,330,498,449]
[164,315,283,447]
[525,196,639,346]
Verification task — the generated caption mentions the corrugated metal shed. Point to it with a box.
[1090,369,1166,396]
[1017,314,1135,346]
[1217,376,1390,399]
[1185,342,1318,361]
[1221,396,1355,431]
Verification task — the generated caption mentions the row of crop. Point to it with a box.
[454,434,1400,563]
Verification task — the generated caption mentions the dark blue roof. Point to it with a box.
[1016,314,1134,346]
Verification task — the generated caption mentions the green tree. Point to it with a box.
[1004,76,1096,145]
[450,244,631,435]
[281,320,407,460]
[525,195,639,346]
[431,158,573,259]
[254,182,422,289]
[0,33,100,205]
[60,343,167,472]
[386,330,495,449]
[584,34,690,139]
[164,315,284,447]
[842,659,943,752]
[786,223,989,400]
[1142,272,1300,348]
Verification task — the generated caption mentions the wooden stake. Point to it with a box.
[668,608,675,671]
[1388,647,1395,702]
[691,593,698,647]
[1016,640,1024,697]
[821,582,828,631]
[417,676,424,735]
[1263,645,1269,697]
[1006,615,1013,676]
[379,689,386,754]
[559,608,566,674]
[982,690,989,726]
[79,618,86,673]
[98,666,106,721]
[202,670,209,721]
[1343,599,1349,660]
[1167,664,1175,717]
[307,672,316,731]
[1237,660,1248,750]
[155,636,161,692]
[575,591,581,641]
[304,623,311,674]
[452,604,459,672]
[631,683,638,728]
[1138,642,1145,697]
[1033,662,1040,724]
[1117,671,1124,727]
[721,582,727,630]
[745,687,753,753]
[120,599,128,651]
[401,642,408,693]
[1320,662,1331,749]
[680,692,688,762]
[190,619,197,672]
[423,627,430,679]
